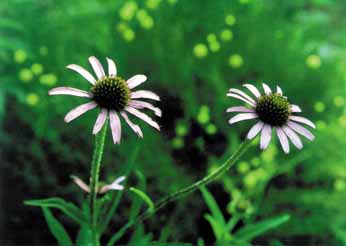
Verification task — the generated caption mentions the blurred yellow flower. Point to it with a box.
[193,43,208,59]
[39,74,57,86]
[123,28,135,42]
[197,105,210,124]
[146,0,161,9]
[206,33,217,43]
[237,161,250,174]
[225,14,236,26]
[338,115,346,127]
[334,179,346,191]
[206,123,217,135]
[119,1,138,21]
[172,137,184,149]
[314,101,325,112]
[176,123,188,137]
[209,41,221,52]
[26,93,39,106]
[31,63,43,75]
[306,54,321,69]
[228,54,243,68]
[316,120,327,130]
[19,68,33,82]
[333,96,344,107]
[220,29,233,42]
[14,50,27,63]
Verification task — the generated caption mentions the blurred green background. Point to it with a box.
[1,0,346,245]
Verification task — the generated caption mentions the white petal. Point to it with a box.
[227,93,256,107]
[109,110,121,144]
[130,100,162,117]
[287,121,315,141]
[291,105,302,113]
[106,58,117,77]
[228,113,258,125]
[64,102,97,123]
[48,87,91,98]
[67,64,96,84]
[260,124,272,150]
[92,109,108,135]
[276,127,289,154]
[99,176,126,194]
[243,84,261,98]
[276,86,283,95]
[228,88,256,105]
[282,125,303,149]
[88,56,105,80]
[125,106,160,131]
[262,83,272,95]
[131,90,160,101]
[127,75,147,89]
[120,112,143,138]
[226,106,255,113]
[71,175,90,193]
[289,115,316,129]
[247,121,264,139]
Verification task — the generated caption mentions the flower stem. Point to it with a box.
[107,139,252,245]
[89,121,108,246]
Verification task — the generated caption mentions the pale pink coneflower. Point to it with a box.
[49,56,161,144]
[227,83,315,154]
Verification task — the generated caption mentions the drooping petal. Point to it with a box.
[131,90,160,101]
[109,110,121,144]
[66,64,96,84]
[48,87,91,98]
[287,121,315,141]
[120,112,143,138]
[125,106,160,131]
[260,124,272,150]
[289,115,316,129]
[227,93,256,107]
[64,102,97,123]
[99,176,126,194]
[226,106,255,113]
[228,88,256,105]
[71,175,90,193]
[276,127,289,154]
[291,105,302,113]
[243,84,261,98]
[262,83,272,95]
[282,125,303,149]
[106,58,117,77]
[92,109,108,135]
[88,56,106,80]
[127,75,147,89]
[247,121,264,139]
[276,86,283,95]
[130,100,162,117]
[228,113,258,125]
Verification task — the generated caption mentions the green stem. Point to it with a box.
[89,121,108,246]
[107,139,252,245]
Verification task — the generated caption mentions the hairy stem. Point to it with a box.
[107,139,252,245]
[89,121,108,246]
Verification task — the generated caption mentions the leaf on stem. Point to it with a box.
[129,187,154,213]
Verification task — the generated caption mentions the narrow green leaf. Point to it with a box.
[76,225,93,246]
[234,214,290,242]
[24,197,87,224]
[42,208,73,246]
[204,214,223,239]
[129,187,154,213]
[200,186,226,226]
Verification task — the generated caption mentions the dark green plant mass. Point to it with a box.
[1,0,346,245]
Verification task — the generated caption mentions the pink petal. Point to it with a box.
[291,105,302,113]
[92,109,108,135]
[131,90,160,101]
[226,93,256,107]
[276,127,289,154]
[125,106,160,131]
[99,176,126,194]
[109,110,121,144]
[64,102,97,123]
[66,64,96,84]
[71,176,90,193]
[247,121,264,139]
[127,75,147,89]
[228,113,258,125]
[48,87,91,98]
[88,56,105,80]
[287,121,314,141]
[130,100,162,117]
[260,124,272,150]
[282,125,303,149]
[226,106,255,113]
[228,88,256,105]
[289,115,316,129]
[276,86,283,95]
[120,112,143,138]
[106,58,117,77]
[262,83,272,95]
[243,84,261,98]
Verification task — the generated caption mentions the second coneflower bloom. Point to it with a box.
[227,83,315,154]
[49,56,161,144]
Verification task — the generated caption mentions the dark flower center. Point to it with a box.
[255,94,291,126]
[91,76,130,111]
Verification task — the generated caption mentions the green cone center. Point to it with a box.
[91,76,130,111]
[255,94,291,126]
